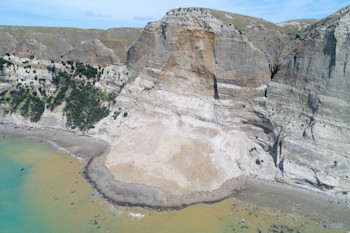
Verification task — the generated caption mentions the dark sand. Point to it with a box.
[236,178,350,228]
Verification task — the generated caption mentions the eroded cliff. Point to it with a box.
[1,6,349,207]
[100,7,350,205]
[265,7,350,192]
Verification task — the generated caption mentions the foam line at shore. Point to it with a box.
[25,135,85,161]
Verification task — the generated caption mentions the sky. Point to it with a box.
[1,0,349,29]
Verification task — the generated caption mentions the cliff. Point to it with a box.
[0,6,349,207]
[266,6,350,191]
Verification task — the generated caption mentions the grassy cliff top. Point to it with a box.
[0,26,142,64]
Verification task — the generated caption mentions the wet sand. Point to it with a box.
[1,123,247,209]
[0,124,109,161]
[1,123,349,227]
[1,138,348,233]
[236,178,350,229]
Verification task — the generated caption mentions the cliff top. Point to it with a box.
[0,26,142,64]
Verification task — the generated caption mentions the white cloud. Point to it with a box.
[132,16,157,21]
[85,11,111,18]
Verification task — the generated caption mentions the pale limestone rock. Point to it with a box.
[102,6,350,201]
[1,6,350,206]
[265,6,350,194]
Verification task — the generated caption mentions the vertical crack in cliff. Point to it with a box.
[277,140,286,173]
[213,75,219,99]
[270,64,279,80]
[323,28,336,78]
[344,53,348,76]
[270,131,286,169]
[161,23,167,40]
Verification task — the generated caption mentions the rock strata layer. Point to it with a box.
[1,6,349,207]
[102,6,350,204]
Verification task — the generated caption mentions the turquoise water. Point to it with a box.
[0,138,348,233]
[0,142,47,233]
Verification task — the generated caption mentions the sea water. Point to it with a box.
[0,138,349,233]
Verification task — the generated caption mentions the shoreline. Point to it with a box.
[238,178,350,228]
[0,124,109,162]
[0,123,246,210]
[85,151,245,210]
[1,124,349,220]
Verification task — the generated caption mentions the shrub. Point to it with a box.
[64,80,110,130]
[113,111,120,119]
[1,62,116,129]
[74,62,97,79]
[47,65,56,73]
[331,161,338,168]
[0,58,13,71]
[255,159,261,165]
[249,147,257,153]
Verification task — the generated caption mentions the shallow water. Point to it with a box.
[0,138,349,233]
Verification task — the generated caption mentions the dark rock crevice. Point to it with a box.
[307,92,321,114]
[323,28,336,78]
[213,75,219,99]
[270,64,279,80]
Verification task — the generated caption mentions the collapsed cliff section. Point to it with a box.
[89,6,350,207]
[265,5,350,194]
[1,6,349,207]
[92,8,296,206]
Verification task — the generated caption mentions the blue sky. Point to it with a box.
[1,0,349,29]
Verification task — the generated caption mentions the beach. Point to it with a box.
[1,123,349,230]
[0,124,108,161]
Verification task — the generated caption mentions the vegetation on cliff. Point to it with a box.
[0,57,13,72]
[0,60,116,130]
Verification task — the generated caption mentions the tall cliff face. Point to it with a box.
[100,6,350,201]
[104,8,285,195]
[1,6,349,205]
[265,7,350,190]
